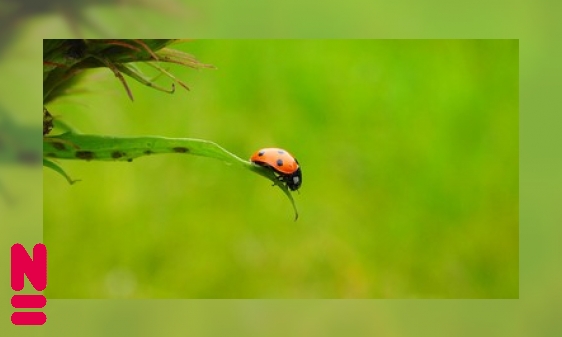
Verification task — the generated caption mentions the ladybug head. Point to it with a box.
[283,167,302,191]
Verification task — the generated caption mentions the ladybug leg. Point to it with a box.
[271,175,284,187]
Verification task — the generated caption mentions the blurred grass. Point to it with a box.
[43,39,518,298]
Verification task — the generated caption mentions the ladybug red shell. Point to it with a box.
[250,148,302,191]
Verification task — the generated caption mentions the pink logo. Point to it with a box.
[10,243,47,325]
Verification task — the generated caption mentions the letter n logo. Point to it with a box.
[10,243,47,325]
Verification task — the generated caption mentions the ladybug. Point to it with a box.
[250,148,302,191]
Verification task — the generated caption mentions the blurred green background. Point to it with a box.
[43,39,517,298]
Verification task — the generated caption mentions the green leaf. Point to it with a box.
[44,132,299,220]
[43,158,80,185]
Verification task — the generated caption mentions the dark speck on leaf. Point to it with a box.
[53,142,66,151]
[111,151,125,159]
[144,150,153,155]
[173,147,189,153]
[75,151,94,160]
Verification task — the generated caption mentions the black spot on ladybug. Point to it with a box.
[277,150,285,154]
[76,151,94,160]
[53,142,66,151]
[258,150,265,156]
[111,151,125,159]
[173,147,189,153]
[276,159,283,167]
